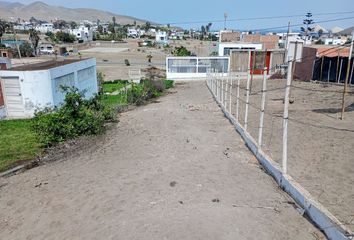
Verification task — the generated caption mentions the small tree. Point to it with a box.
[97,25,103,34]
[17,42,34,57]
[144,21,151,31]
[146,54,153,63]
[70,21,78,29]
[301,12,314,39]
[172,46,191,56]
[29,28,40,55]
[0,20,9,43]
[318,29,323,38]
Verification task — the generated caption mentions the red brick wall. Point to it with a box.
[220,32,241,42]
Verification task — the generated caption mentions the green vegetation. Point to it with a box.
[46,31,76,43]
[0,79,174,172]
[172,46,191,56]
[15,42,34,57]
[99,79,174,107]
[32,88,116,147]
[102,80,129,94]
[164,80,174,90]
[0,119,42,172]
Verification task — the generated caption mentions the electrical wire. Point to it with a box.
[164,11,354,26]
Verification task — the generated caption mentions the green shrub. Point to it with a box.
[127,80,161,106]
[173,46,191,56]
[164,80,174,89]
[124,59,130,66]
[32,88,115,146]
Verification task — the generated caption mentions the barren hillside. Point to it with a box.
[0,1,149,24]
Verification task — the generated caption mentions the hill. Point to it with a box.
[0,1,150,25]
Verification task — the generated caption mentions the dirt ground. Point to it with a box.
[9,38,215,81]
[0,82,323,239]
[230,78,354,231]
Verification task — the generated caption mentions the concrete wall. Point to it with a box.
[0,70,53,118]
[50,58,98,106]
[0,58,98,118]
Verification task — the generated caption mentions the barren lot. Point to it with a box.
[232,78,354,231]
[0,82,323,239]
[78,40,168,81]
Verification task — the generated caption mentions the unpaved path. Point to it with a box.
[0,82,323,239]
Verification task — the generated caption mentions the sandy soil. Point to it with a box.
[80,40,168,81]
[229,78,354,231]
[9,38,215,81]
[0,82,323,239]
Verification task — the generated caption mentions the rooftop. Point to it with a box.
[6,58,90,71]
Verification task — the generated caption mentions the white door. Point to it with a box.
[1,77,25,118]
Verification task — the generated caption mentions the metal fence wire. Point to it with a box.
[206,68,354,238]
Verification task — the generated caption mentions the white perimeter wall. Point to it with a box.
[0,58,98,118]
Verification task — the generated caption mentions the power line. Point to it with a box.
[165,11,354,26]
[250,16,354,32]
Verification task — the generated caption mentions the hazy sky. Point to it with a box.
[7,0,354,30]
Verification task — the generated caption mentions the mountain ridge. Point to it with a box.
[0,0,150,25]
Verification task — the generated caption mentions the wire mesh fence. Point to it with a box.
[206,69,354,235]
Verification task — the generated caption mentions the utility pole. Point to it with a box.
[284,22,291,63]
[340,31,354,120]
[224,12,228,30]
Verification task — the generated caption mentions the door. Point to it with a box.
[250,51,271,75]
[0,81,4,107]
[1,77,25,118]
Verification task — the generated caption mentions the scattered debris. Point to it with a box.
[312,231,325,240]
[34,182,48,188]
[223,148,230,158]
[232,204,281,213]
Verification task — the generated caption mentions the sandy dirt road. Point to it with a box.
[0,82,323,240]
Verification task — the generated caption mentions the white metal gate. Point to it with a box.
[1,77,24,118]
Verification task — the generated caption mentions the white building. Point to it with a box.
[35,23,54,33]
[276,32,301,47]
[324,38,344,45]
[70,25,93,42]
[39,43,55,55]
[13,23,33,31]
[0,58,98,119]
[218,43,263,56]
[127,28,138,38]
[166,56,230,80]
[156,31,168,45]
